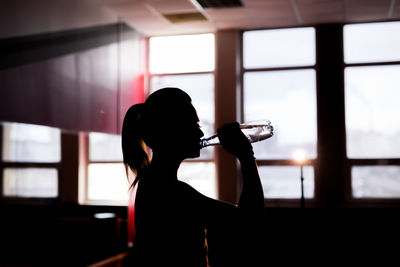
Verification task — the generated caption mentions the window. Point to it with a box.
[149,33,216,198]
[149,34,215,74]
[259,166,314,198]
[243,27,316,68]
[344,21,400,199]
[352,166,400,198]
[1,122,60,198]
[345,65,400,159]
[242,27,317,199]
[344,21,400,64]
[244,69,317,159]
[84,132,129,205]
[3,168,58,197]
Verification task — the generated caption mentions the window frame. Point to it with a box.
[0,123,61,204]
[80,132,129,206]
[240,27,318,206]
[343,21,400,204]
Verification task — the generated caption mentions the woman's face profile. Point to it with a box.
[167,103,204,160]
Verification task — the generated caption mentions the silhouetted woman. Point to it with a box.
[122,88,264,267]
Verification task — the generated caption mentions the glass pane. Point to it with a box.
[89,132,123,161]
[88,163,129,202]
[2,122,61,162]
[344,21,400,64]
[345,66,400,158]
[352,166,400,198]
[3,168,58,197]
[150,74,215,160]
[178,162,216,199]
[244,69,317,159]
[259,166,314,199]
[243,27,315,69]
[149,33,215,74]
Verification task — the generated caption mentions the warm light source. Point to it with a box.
[293,149,307,164]
[292,149,307,208]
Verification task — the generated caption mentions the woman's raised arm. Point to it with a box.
[217,122,264,210]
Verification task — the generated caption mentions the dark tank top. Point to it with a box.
[131,176,207,267]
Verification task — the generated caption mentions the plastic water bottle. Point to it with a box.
[200,120,274,148]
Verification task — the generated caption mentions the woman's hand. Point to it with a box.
[217,122,254,160]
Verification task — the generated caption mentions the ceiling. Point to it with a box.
[93,0,400,36]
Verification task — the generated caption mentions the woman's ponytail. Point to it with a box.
[121,104,150,188]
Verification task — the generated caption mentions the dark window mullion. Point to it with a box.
[243,65,316,72]
[149,71,214,78]
[348,158,400,165]
[1,162,60,168]
[256,159,317,166]
[345,61,400,68]
[316,24,347,206]
[88,161,123,164]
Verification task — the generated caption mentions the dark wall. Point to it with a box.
[0,22,144,266]
[0,204,128,266]
[0,23,145,134]
[0,0,117,39]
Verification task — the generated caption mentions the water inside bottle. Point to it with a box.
[200,120,274,148]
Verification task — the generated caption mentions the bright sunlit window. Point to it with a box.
[86,132,129,205]
[2,122,61,163]
[244,69,317,159]
[1,122,61,198]
[149,33,215,74]
[3,168,58,197]
[243,27,316,69]
[87,163,128,202]
[89,132,123,161]
[149,33,216,198]
[352,166,400,198]
[243,27,316,199]
[178,162,216,198]
[259,166,314,199]
[345,65,400,159]
[344,21,400,199]
[344,21,400,64]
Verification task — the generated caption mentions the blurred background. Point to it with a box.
[1,0,400,266]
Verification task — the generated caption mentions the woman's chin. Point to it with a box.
[186,150,201,159]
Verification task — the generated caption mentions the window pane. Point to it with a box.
[345,66,400,158]
[3,168,58,197]
[259,166,314,199]
[178,162,216,198]
[151,74,215,160]
[89,132,123,161]
[87,163,129,203]
[243,27,315,69]
[352,166,400,198]
[2,122,61,162]
[149,33,215,74]
[244,69,317,159]
[344,21,400,64]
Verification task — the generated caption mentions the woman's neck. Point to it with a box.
[149,151,183,181]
